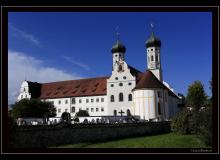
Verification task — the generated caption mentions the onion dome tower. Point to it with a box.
[145,23,163,81]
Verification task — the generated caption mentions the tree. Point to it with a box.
[186,81,207,112]
[186,81,207,133]
[11,99,56,119]
[75,110,89,117]
[171,108,194,134]
[61,112,71,123]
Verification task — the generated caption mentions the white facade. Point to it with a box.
[17,30,182,121]
[107,55,136,116]
[17,81,31,101]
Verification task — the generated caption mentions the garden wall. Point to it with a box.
[9,122,170,148]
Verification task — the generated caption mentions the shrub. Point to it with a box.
[75,110,89,117]
[73,117,79,123]
[61,112,71,123]
[197,106,212,146]
[171,108,194,134]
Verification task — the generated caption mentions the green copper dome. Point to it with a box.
[111,41,126,53]
[145,32,161,48]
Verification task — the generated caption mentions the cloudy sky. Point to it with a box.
[8,12,212,104]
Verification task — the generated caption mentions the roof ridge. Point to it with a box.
[41,76,110,84]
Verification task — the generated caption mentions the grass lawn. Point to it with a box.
[53,132,210,148]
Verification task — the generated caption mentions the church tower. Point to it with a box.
[145,25,163,81]
[111,30,126,72]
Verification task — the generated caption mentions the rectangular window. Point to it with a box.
[71,107,75,113]
[58,109,61,113]
[58,100,61,104]
[86,108,89,111]
[96,98,99,102]
[101,108,104,112]
[79,99,82,103]
[65,100,68,104]
[71,98,75,104]
[101,98,104,102]
[96,108,99,112]
[86,99,89,103]
[65,109,68,112]
[91,108,94,112]
[51,101,54,105]
[91,99,94,103]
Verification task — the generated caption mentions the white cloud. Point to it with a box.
[8,50,82,104]
[62,55,90,71]
[9,23,41,47]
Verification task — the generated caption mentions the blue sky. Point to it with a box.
[8,12,212,103]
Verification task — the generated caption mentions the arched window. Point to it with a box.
[158,103,161,115]
[110,95,114,102]
[71,107,75,113]
[151,55,154,61]
[119,93,123,102]
[127,109,131,116]
[128,94,132,101]
[23,88,26,92]
[114,110,117,116]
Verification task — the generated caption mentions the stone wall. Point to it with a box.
[9,122,170,148]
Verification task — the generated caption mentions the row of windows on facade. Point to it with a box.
[57,107,104,113]
[110,93,132,102]
[20,94,28,99]
[52,97,105,105]
[114,76,130,81]
[147,48,160,52]
[110,82,132,87]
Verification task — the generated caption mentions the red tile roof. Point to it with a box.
[26,66,179,100]
[28,76,108,99]
[134,70,165,89]
[134,70,180,99]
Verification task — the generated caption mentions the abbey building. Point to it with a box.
[17,29,183,122]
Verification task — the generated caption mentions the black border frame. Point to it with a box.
[1,4,219,155]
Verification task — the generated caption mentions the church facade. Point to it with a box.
[17,30,182,122]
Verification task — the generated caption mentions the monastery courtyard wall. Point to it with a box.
[9,122,170,148]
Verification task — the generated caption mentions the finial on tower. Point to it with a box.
[145,23,161,48]
[115,26,120,43]
[149,22,155,35]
